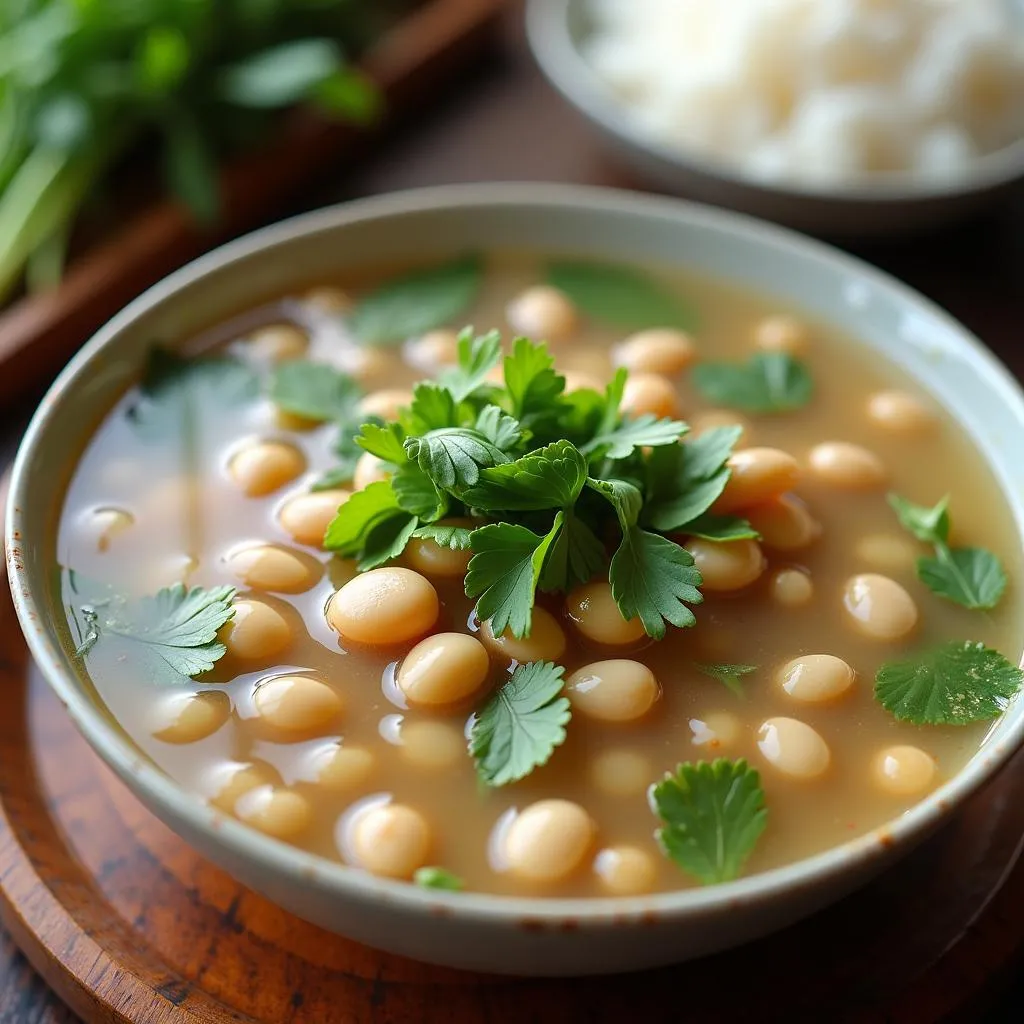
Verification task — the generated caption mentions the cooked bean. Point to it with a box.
[226,544,320,593]
[843,574,918,641]
[279,489,349,547]
[558,346,613,379]
[614,328,696,376]
[478,606,567,664]
[349,803,431,879]
[86,506,134,552]
[230,441,306,497]
[249,324,308,361]
[405,535,472,578]
[757,717,831,779]
[506,285,577,342]
[151,691,230,744]
[562,370,605,394]
[406,328,460,370]
[236,785,312,838]
[590,749,652,797]
[396,633,490,707]
[713,448,800,513]
[254,675,343,735]
[620,372,681,420]
[303,285,352,313]
[746,494,821,551]
[220,598,292,660]
[855,533,919,573]
[807,442,887,489]
[753,314,808,354]
[778,654,854,703]
[867,391,934,434]
[307,742,375,792]
[358,389,413,421]
[504,799,596,883]
[210,762,277,812]
[771,568,814,607]
[566,581,646,646]
[566,660,659,723]
[685,538,766,591]
[594,846,657,896]
[327,567,439,646]
[872,745,936,796]
[349,346,404,388]
[353,452,390,492]
[690,409,753,447]
[689,712,741,750]
[400,720,465,769]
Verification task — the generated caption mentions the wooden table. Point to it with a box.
[1,9,1023,1021]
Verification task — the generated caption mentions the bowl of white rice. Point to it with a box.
[526,0,1024,236]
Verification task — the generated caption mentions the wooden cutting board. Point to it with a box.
[2,470,1024,1023]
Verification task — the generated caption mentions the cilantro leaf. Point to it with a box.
[696,663,757,697]
[411,524,474,550]
[462,441,588,512]
[349,255,483,345]
[404,381,460,433]
[684,514,759,542]
[649,759,767,885]
[547,260,698,331]
[582,413,687,461]
[474,405,525,452]
[609,528,702,639]
[72,581,235,686]
[268,360,359,423]
[357,420,408,464]
[586,477,643,528]
[503,337,566,425]
[439,328,502,401]
[414,867,463,891]
[875,641,1024,725]
[645,426,743,532]
[391,463,446,521]
[539,511,607,591]
[470,661,570,786]
[887,493,949,545]
[692,354,812,414]
[404,428,509,490]
[465,518,562,639]
[324,481,404,555]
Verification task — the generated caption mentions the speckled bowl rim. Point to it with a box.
[7,182,1024,927]
[526,0,1024,204]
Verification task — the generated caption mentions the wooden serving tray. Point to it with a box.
[0,0,506,412]
[1,472,1024,1022]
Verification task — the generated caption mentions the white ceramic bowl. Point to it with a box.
[7,184,1024,976]
[526,0,1024,238]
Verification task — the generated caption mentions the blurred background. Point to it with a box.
[0,0,1022,1020]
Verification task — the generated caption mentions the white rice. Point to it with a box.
[582,0,1024,185]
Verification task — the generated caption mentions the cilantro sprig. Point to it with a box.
[320,329,747,639]
[692,353,812,414]
[888,494,1007,611]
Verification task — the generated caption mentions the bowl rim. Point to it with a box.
[7,181,1024,925]
[525,0,1024,204]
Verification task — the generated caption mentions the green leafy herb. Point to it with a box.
[349,255,483,345]
[692,354,813,414]
[874,641,1024,725]
[470,661,570,786]
[502,336,566,428]
[649,759,767,885]
[411,523,474,550]
[582,413,686,461]
[356,420,407,464]
[440,328,502,402]
[414,867,463,891]
[696,663,758,697]
[547,260,698,331]
[462,441,588,513]
[70,580,235,687]
[683,514,759,542]
[324,481,406,558]
[404,428,509,490]
[218,39,346,109]
[268,359,360,423]
[888,494,1007,610]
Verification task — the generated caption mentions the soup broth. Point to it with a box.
[55,254,1024,898]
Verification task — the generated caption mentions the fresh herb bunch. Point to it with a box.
[319,328,761,640]
[0,0,400,302]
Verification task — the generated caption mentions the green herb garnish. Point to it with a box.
[696,663,758,697]
[469,661,570,787]
[874,641,1023,725]
[268,360,360,423]
[547,260,698,330]
[692,353,812,414]
[649,759,767,885]
[413,866,463,891]
[888,494,1007,610]
[69,579,235,686]
[349,255,483,345]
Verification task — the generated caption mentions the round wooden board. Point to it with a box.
[2,468,1024,1024]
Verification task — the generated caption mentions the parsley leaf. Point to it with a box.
[696,663,757,697]
[324,481,404,555]
[411,523,474,550]
[349,255,483,345]
[874,641,1024,725]
[539,510,607,592]
[404,382,460,433]
[692,354,812,414]
[439,328,502,402]
[683,514,759,542]
[71,581,235,686]
[547,260,698,331]
[582,413,686,461]
[465,518,562,639]
[470,661,570,786]
[474,405,525,451]
[357,421,408,464]
[414,867,463,891]
[462,441,588,512]
[502,337,566,425]
[649,759,767,885]
[609,528,702,639]
[359,514,419,571]
[404,428,509,490]
[888,493,1007,610]
[391,463,446,521]
[268,360,359,422]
